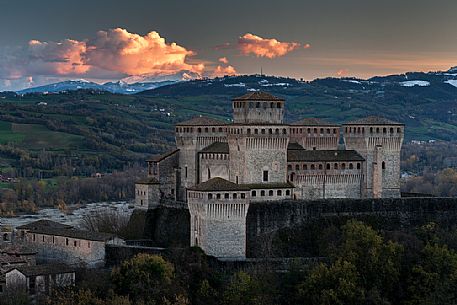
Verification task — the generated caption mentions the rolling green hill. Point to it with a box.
[1,72,457,179]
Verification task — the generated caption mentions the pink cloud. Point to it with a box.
[336,69,349,77]
[85,28,204,76]
[238,33,302,58]
[0,28,205,83]
[212,65,237,77]
[219,57,229,64]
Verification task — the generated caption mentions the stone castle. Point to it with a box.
[135,91,404,258]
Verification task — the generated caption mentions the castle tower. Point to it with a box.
[188,178,250,258]
[175,117,227,200]
[343,117,404,198]
[289,118,340,150]
[228,92,289,185]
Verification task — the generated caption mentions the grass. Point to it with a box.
[0,121,85,150]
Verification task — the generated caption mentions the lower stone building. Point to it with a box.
[5,264,75,298]
[16,220,124,267]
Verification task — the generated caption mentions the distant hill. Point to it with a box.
[1,69,457,178]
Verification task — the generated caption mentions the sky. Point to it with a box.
[1,0,457,91]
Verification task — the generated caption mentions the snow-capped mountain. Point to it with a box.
[17,80,105,94]
[120,70,201,84]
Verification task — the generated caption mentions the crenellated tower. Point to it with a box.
[289,118,340,150]
[343,117,404,198]
[228,92,289,185]
[175,117,227,200]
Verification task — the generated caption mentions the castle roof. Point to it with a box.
[232,91,284,101]
[18,220,117,242]
[190,178,250,192]
[176,116,226,126]
[287,142,305,150]
[147,149,179,162]
[288,150,365,162]
[344,116,403,125]
[136,177,160,185]
[16,220,72,231]
[291,118,339,126]
[0,244,37,255]
[200,142,229,154]
[10,264,75,277]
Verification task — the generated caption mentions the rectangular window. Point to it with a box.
[185,166,188,178]
[263,170,269,182]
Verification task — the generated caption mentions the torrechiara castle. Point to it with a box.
[135,91,404,258]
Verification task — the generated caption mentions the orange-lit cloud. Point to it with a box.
[238,33,302,58]
[27,39,90,76]
[0,28,205,83]
[219,57,229,64]
[85,28,204,76]
[212,65,237,77]
[336,69,349,77]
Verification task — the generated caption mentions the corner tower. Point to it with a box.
[343,116,404,198]
[228,92,289,185]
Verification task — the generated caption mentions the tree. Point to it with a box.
[111,254,175,303]
[404,243,457,305]
[222,271,275,305]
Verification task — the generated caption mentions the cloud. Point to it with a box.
[238,33,302,58]
[336,69,349,77]
[212,65,237,77]
[85,28,204,76]
[218,57,229,64]
[0,28,205,87]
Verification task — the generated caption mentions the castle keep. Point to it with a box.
[136,92,404,258]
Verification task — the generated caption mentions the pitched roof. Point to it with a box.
[27,227,116,242]
[10,264,75,277]
[232,91,284,101]
[147,149,179,162]
[344,116,403,125]
[176,116,226,126]
[287,150,365,162]
[135,177,160,185]
[287,142,305,151]
[291,118,339,126]
[16,220,72,231]
[190,178,250,192]
[200,142,229,154]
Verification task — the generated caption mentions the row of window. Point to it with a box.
[32,233,91,248]
[201,153,229,160]
[176,127,226,133]
[288,162,362,171]
[207,193,246,200]
[233,101,283,109]
[251,189,291,197]
[291,128,338,135]
[345,126,402,134]
[229,128,288,135]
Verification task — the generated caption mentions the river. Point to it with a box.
[0,201,134,229]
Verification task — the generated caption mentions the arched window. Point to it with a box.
[261,190,265,196]
[397,128,401,133]
[277,102,281,108]
[269,190,274,196]
[233,193,237,199]
[277,190,282,196]
[205,128,208,132]
[327,164,331,170]
[319,164,323,170]
[390,127,394,134]
[208,193,213,199]
[334,163,338,169]
[224,193,229,199]
[311,164,315,170]
[342,163,346,169]
[383,128,387,134]
[247,128,251,134]
[370,127,373,133]
[357,163,361,169]
[295,164,300,171]
[286,190,291,196]
[349,163,354,169]
[303,164,308,170]
[198,128,202,133]
[251,190,256,197]
[288,165,292,171]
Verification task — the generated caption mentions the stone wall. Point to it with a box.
[135,183,160,209]
[246,197,457,257]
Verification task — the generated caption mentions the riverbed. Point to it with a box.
[0,201,134,229]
